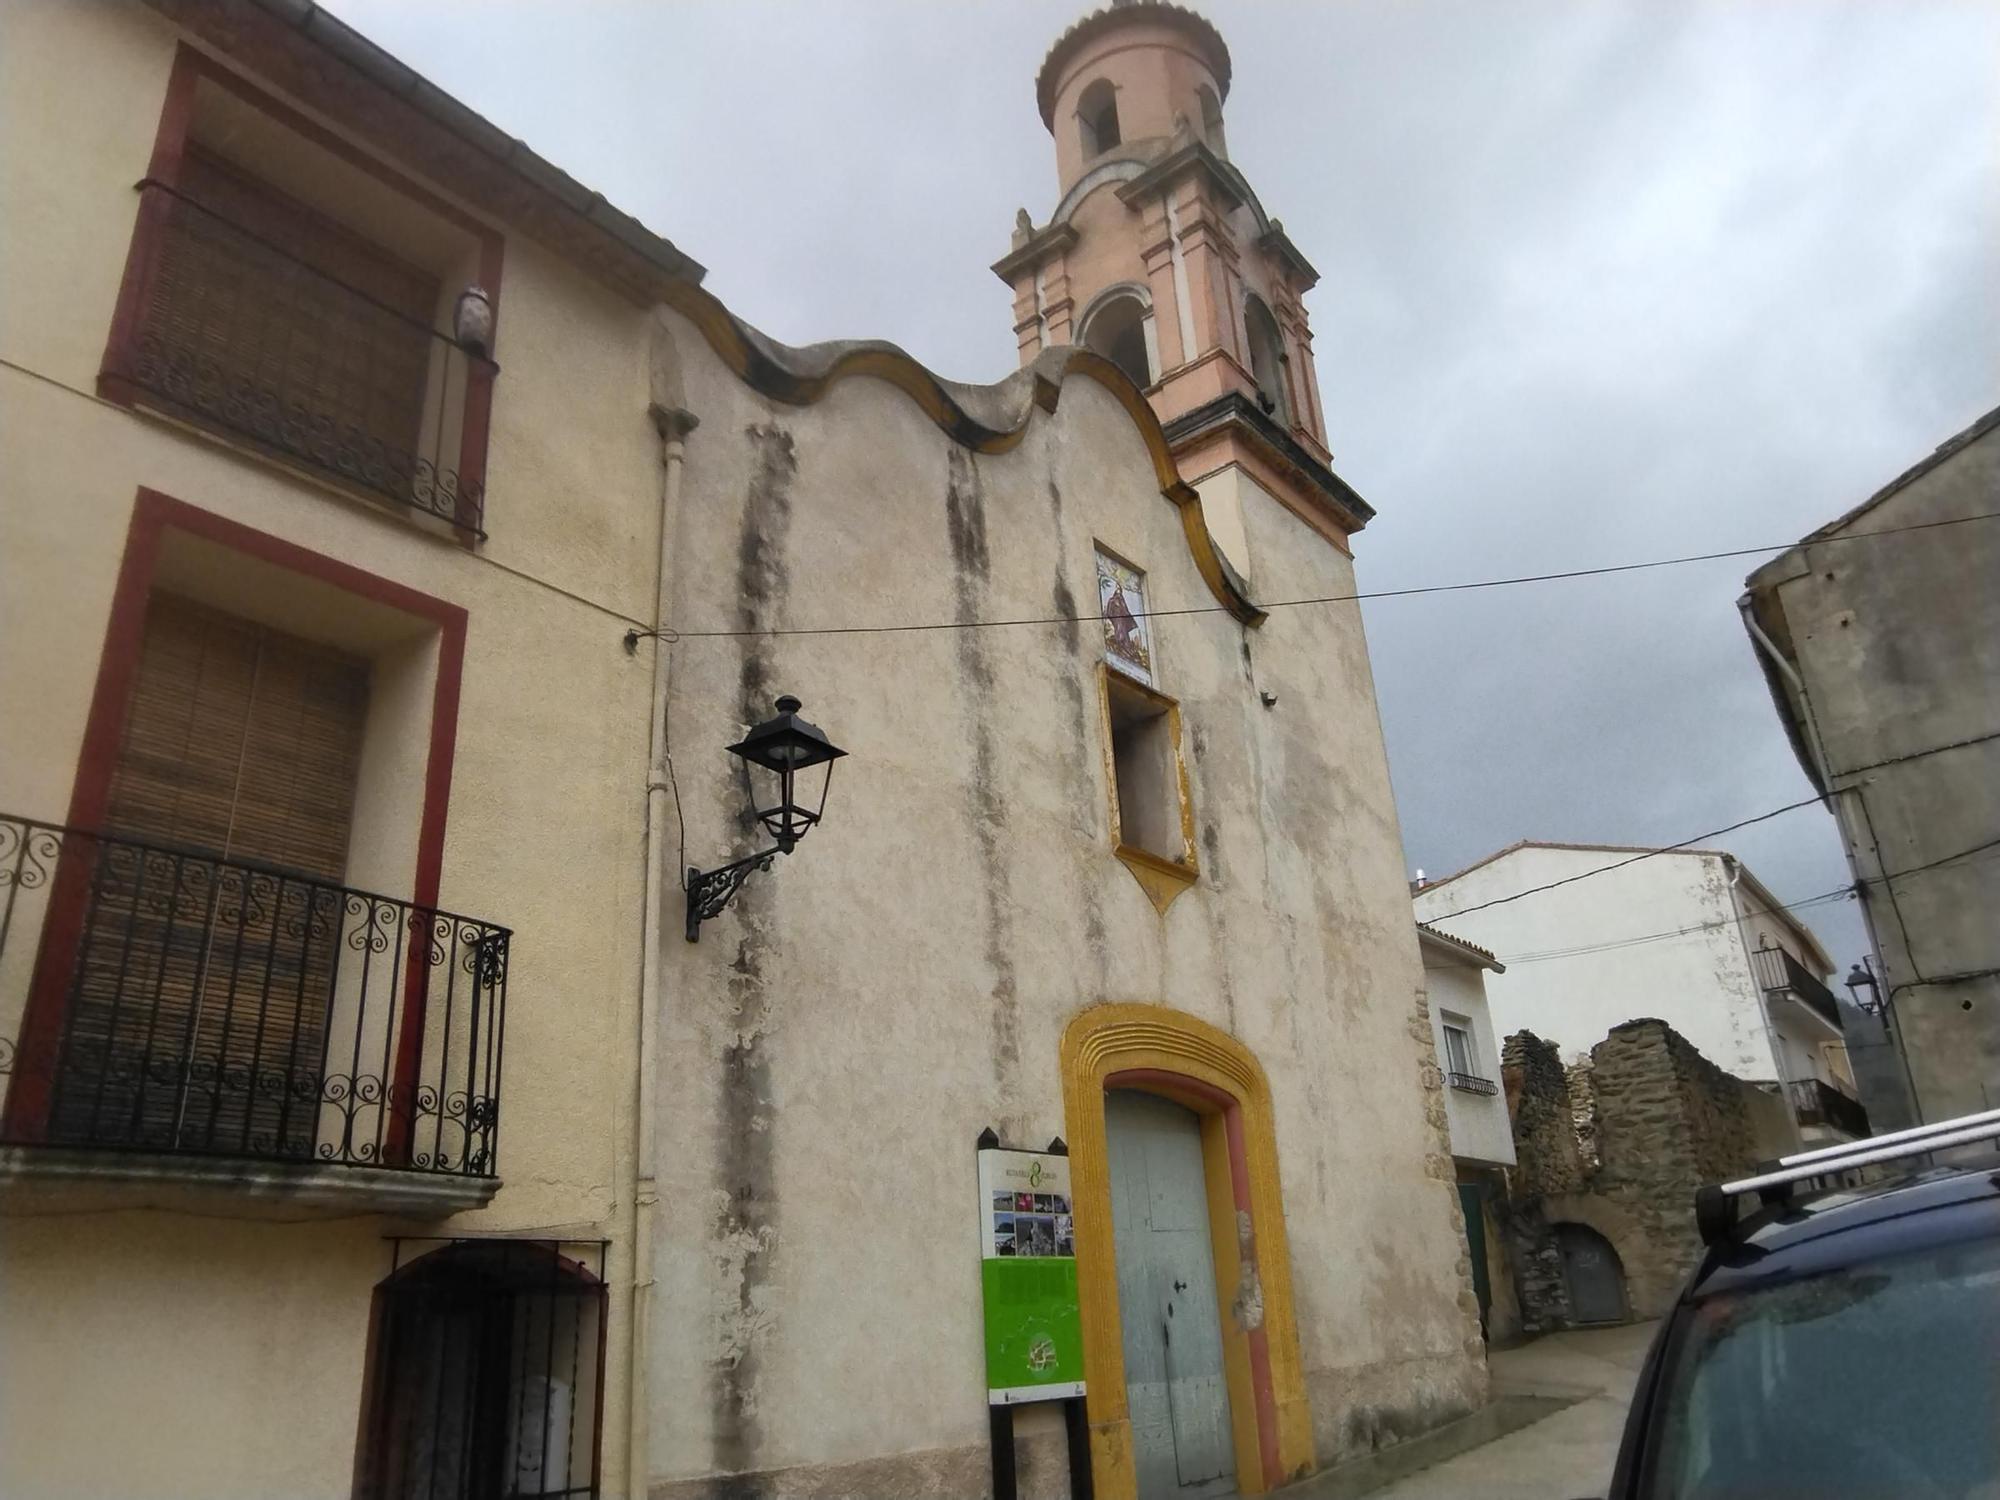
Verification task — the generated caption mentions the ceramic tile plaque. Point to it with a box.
[1097,548,1153,685]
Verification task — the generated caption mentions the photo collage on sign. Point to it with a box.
[992,1189,1075,1258]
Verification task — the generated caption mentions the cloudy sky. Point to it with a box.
[326,0,1996,967]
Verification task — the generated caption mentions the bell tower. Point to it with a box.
[995,2,1373,568]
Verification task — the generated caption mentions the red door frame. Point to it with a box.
[2,489,466,1161]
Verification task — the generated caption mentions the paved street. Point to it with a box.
[1367,1322,1659,1500]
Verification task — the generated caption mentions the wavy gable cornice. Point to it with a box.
[652,283,1265,628]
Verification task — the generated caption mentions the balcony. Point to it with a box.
[0,815,507,1216]
[1752,945,1843,1030]
[1447,1070,1499,1096]
[102,178,494,540]
[1787,1077,1870,1141]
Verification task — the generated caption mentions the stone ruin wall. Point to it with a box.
[1499,1019,1767,1329]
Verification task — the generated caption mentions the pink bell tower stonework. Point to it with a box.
[996,2,1374,569]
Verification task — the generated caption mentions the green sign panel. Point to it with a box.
[977,1146,1085,1403]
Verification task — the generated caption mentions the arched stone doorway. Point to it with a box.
[1060,1003,1311,1499]
[1554,1222,1628,1325]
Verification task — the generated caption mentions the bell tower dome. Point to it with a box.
[995,3,1374,569]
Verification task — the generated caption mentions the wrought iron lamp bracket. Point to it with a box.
[685,849,785,942]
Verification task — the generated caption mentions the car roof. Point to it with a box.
[1691,1164,2000,1299]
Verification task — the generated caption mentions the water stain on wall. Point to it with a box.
[946,448,1024,1119]
[709,421,798,1479]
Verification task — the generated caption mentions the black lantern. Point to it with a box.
[1844,962,1885,1024]
[686,696,847,941]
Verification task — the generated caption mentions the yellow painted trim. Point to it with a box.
[652,284,1268,627]
[1112,845,1197,916]
[1094,664,1199,915]
[1059,1004,1314,1499]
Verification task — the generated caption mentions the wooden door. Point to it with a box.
[50,594,369,1154]
[1106,1089,1236,1500]
[1556,1224,1628,1325]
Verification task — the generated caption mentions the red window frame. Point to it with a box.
[0,489,468,1159]
[99,44,505,545]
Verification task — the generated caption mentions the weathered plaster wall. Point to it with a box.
[1415,849,1794,1083]
[643,307,1484,1493]
[1500,1022,1767,1328]
[1746,413,2000,1123]
[0,4,654,1494]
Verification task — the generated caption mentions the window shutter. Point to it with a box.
[144,149,442,488]
[51,596,371,1153]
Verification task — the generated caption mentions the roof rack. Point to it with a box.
[1694,1106,2000,1246]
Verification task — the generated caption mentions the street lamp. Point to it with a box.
[686,696,847,942]
[1844,962,1884,1024]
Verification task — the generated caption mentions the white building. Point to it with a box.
[1417,924,1518,1339]
[1413,844,1866,1144]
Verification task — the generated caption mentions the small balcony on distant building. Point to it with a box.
[0,815,508,1216]
[101,165,496,541]
[1752,944,1843,1031]
[1446,1070,1499,1096]
[1786,1076,1870,1141]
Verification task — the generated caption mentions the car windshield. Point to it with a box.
[1643,1232,2000,1500]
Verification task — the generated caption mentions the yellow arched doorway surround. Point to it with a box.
[1060,1004,1313,1498]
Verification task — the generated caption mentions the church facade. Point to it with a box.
[0,3,1482,1498]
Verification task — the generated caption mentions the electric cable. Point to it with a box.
[1489,833,2000,966]
[1418,744,2000,928]
[662,508,2000,641]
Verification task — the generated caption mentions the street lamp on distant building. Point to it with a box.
[1844,962,1885,1026]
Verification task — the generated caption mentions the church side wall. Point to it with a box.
[642,309,1483,1495]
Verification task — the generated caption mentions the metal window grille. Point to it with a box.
[363,1239,607,1500]
[0,813,507,1175]
[108,172,493,539]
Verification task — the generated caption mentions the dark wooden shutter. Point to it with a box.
[144,148,441,496]
[51,596,371,1153]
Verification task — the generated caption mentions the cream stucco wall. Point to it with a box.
[1,4,657,1495]
[641,306,1483,1492]
[1414,849,1805,1083]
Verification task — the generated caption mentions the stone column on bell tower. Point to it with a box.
[995,3,1375,571]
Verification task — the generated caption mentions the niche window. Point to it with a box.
[1243,294,1290,424]
[1093,547,1197,912]
[1199,85,1228,157]
[1078,79,1121,158]
[1081,291,1157,391]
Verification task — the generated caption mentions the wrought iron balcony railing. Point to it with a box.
[1786,1077,1870,1140]
[1752,945,1843,1030]
[104,178,494,539]
[0,815,507,1178]
[1446,1070,1500,1096]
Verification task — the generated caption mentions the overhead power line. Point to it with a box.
[1497,833,2000,967]
[1419,796,1825,925]
[1416,736,2000,928]
[664,508,2000,642]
